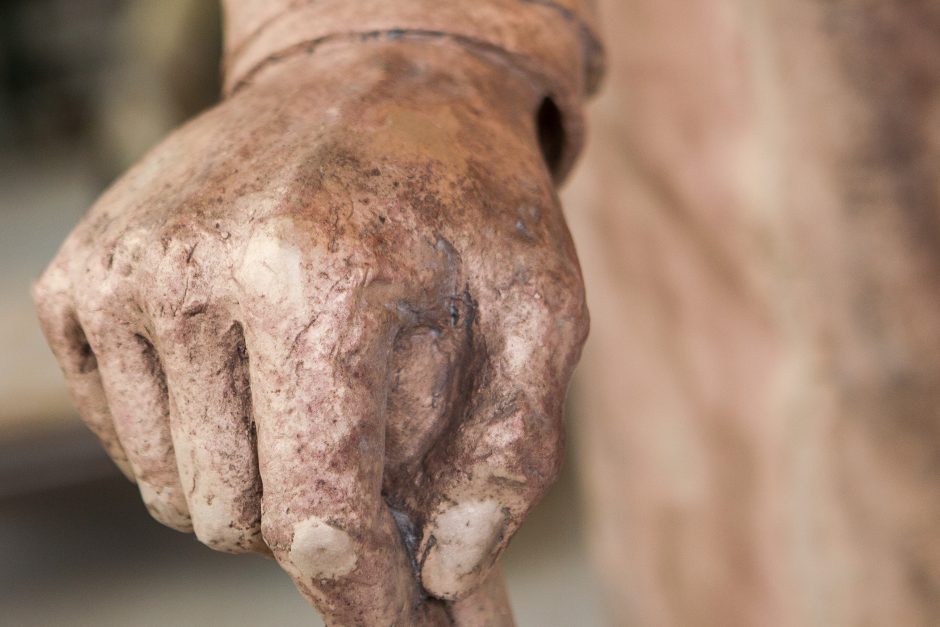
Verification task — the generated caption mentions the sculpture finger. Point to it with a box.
[236,250,432,625]
[33,263,133,479]
[156,315,265,554]
[82,312,192,532]
[418,272,588,600]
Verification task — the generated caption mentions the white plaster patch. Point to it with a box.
[422,499,504,597]
[237,229,305,308]
[288,517,358,580]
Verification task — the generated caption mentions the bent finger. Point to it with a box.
[419,271,587,600]
[83,310,192,532]
[157,314,266,554]
[237,246,428,624]
[33,264,133,479]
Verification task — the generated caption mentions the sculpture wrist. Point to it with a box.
[221,0,605,181]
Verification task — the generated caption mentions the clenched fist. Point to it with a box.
[34,38,587,625]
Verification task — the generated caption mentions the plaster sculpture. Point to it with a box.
[33,1,603,625]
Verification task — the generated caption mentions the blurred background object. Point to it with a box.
[566,0,940,625]
[0,1,604,624]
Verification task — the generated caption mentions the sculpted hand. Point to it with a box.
[34,39,587,625]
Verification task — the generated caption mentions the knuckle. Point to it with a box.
[234,216,377,305]
[503,402,564,488]
[192,518,234,549]
[188,476,265,554]
[33,290,68,345]
[420,499,506,600]
[235,224,315,308]
[193,514,263,554]
[498,291,587,380]
[524,272,589,367]
[71,296,123,343]
[533,269,587,327]
[32,264,68,311]
[138,480,193,532]
[151,222,210,274]
[34,259,86,338]
[70,263,132,328]
[265,514,360,581]
[108,227,152,279]
[468,400,564,495]
[148,234,227,326]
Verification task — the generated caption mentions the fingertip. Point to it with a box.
[420,499,506,600]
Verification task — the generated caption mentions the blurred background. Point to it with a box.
[0,1,605,624]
